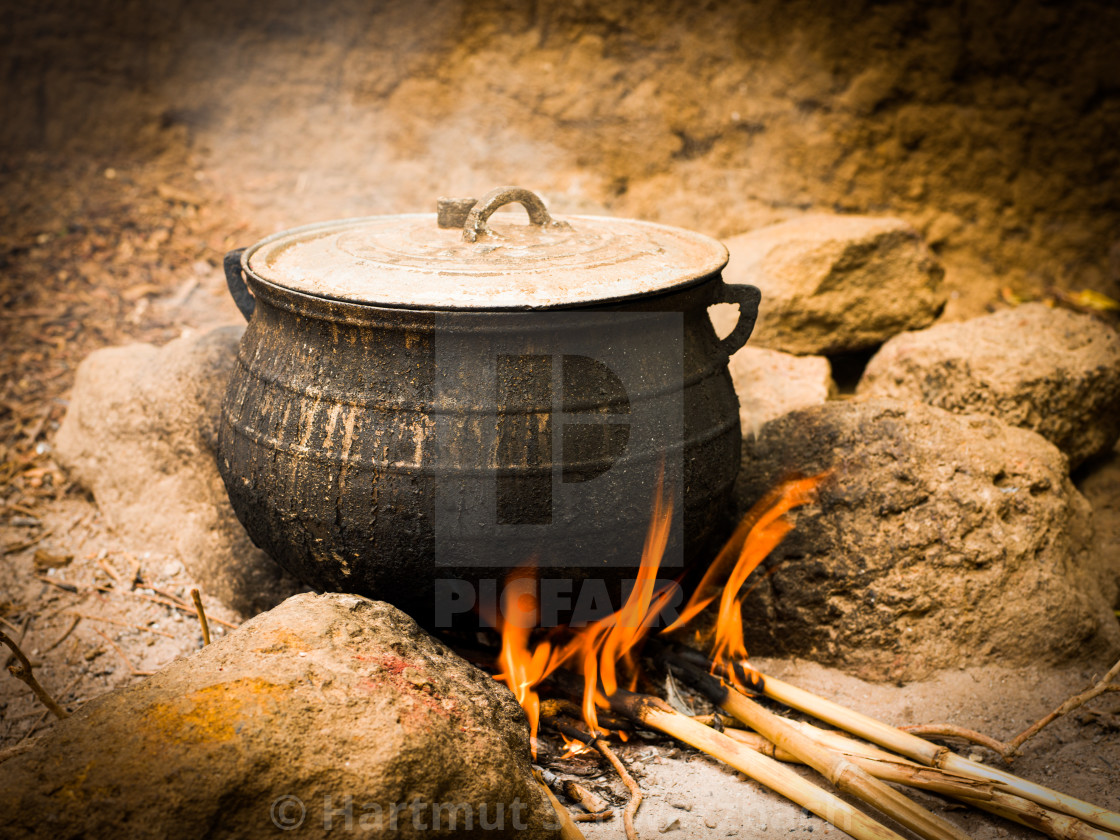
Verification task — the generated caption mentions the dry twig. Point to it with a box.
[4,529,52,555]
[61,611,175,639]
[1,615,31,669]
[0,628,69,719]
[102,587,238,629]
[190,588,211,645]
[562,780,610,815]
[899,724,1013,756]
[542,709,640,840]
[92,628,156,677]
[592,739,640,840]
[96,557,123,585]
[33,574,78,593]
[44,615,81,652]
[1004,658,1120,758]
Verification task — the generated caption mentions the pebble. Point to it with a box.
[667,795,693,811]
[660,817,681,833]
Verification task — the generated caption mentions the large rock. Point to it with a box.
[0,593,560,839]
[858,303,1120,468]
[719,215,946,355]
[732,398,1120,682]
[55,326,300,616]
[728,345,835,438]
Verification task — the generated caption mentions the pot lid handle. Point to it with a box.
[437,186,571,242]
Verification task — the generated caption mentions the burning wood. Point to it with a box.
[486,473,1120,840]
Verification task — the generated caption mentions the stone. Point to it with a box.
[727,345,835,438]
[55,326,300,616]
[0,593,561,840]
[731,398,1120,682]
[857,303,1120,468]
[718,215,946,355]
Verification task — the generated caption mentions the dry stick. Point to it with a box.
[96,557,123,585]
[533,770,590,840]
[0,628,69,719]
[692,712,734,729]
[562,780,611,815]
[92,629,156,677]
[112,589,239,629]
[4,529,52,554]
[608,690,906,840]
[718,726,1120,840]
[19,673,83,744]
[594,739,641,840]
[2,615,31,669]
[723,729,993,800]
[544,711,642,840]
[899,724,1012,756]
[1003,658,1120,758]
[0,615,25,636]
[0,738,38,765]
[44,615,82,652]
[573,811,614,824]
[190,589,211,645]
[61,611,176,639]
[34,574,78,593]
[671,655,972,840]
[741,662,1120,834]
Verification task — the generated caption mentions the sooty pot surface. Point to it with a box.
[216,187,759,624]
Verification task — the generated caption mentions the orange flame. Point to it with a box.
[665,473,825,690]
[551,478,677,734]
[493,471,827,748]
[491,568,554,756]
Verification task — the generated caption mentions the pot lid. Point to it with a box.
[243,186,728,310]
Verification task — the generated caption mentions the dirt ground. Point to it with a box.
[3,0,1120,835]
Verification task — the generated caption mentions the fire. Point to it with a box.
[665,473,826,690]
[492,472,826,750]
[550,479,678,735]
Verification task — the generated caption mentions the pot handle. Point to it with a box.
[716,282,762,358]
[439,186,571,242]
[223,248,255,321]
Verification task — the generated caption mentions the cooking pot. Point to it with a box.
[217,186,759,625]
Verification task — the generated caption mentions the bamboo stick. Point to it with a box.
[722,728,993,800]
[719,727,1120,840]
[670,656,972,840]
[962,791,1120,840]
[748,665,1120,835]
[608,690,906,840]
[662,646,1120,834]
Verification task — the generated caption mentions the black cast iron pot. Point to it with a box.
[217,187,759,625]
